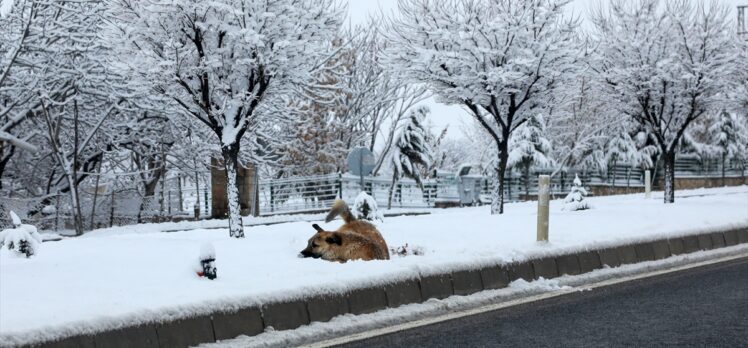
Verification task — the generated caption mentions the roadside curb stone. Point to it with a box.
[697,234,713,250]
[668,238,685,255]
[307,294,349,324]
[384,279,423,308]
[155,316,215,348]
[652,240,672,260]
[347,287,388,315]
[723,230,739,246]
[480,265,510,290]
[419,274,453,300]
[737,229,748,244]
[598,248,621,268]
[634,243,655,262]
[682,236,700,253]
[39,335,96,348]
[556,255,581,276]
[507,261,534,282]
[94,325,159,348]
[451,270,484,296]
[615,245,638,265]
[577,251,602,273]
[709,232,726,249]
[261,300,309,331]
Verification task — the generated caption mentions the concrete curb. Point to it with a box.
[25,227,748,348]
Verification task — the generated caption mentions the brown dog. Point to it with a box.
[299,200,389,262]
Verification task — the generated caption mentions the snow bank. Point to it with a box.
[0,186,746,346]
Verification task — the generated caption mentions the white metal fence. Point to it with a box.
[2,156,744,228]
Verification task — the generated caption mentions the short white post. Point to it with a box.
[537,175,550,242]
[644,170,651,198]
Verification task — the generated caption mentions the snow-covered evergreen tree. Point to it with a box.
[508,113,554,198]
[603,128,640,186]
[388,106,431,209]
[563,175,590,211]
[353,192,383,222]
[708,110,748,182]
[0,211,42,257]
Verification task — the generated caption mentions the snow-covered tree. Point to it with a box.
[603,127,640,185]
[708,110,747,183]
[508,113,554,197]
[421,122,449,179]
[388,106,431,209]
[591,0,740,203]
[106,0,344,237]
[386,0,580,214]
[562,175,590,211]
[278,102,347,177]
[353,191,383,222]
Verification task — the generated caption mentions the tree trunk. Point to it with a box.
[387,174,398,210]
[721,154,726,187]
[491,138,509,214]
[137,177,161,223]
[663,151,676,204]
[523,163,530,200]
[222,142,245,238]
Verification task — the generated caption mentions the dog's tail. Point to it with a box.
[325,199,354,223]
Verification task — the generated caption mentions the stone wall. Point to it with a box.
[210,158,259,218]
[655,176,747,190]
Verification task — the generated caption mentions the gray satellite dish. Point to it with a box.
[347,147,376,190]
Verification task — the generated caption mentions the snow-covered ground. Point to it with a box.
[1,186,746,346]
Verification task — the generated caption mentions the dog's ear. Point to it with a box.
[312,224,324,232]
[325,233,342,245]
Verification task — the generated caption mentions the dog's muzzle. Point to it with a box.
[299,250,319,259]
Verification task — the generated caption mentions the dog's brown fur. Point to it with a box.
[300,200,389,262]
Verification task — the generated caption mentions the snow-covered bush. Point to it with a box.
[0,211,42,258]
[563,175,590,211]
[353,192,383,222]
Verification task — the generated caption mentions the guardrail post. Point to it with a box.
[537,175,550,242]
[645,170,651,198]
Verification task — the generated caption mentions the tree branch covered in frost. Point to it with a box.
[591,0,740,203]
[104,0,344,237]
[386,0,581,214]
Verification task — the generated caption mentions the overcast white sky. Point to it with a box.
[346,0,747,140]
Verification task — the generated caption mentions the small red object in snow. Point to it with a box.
[197,272,204,277]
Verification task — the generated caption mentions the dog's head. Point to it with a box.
[299,224,342,260]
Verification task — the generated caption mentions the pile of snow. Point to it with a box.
[0,212,43,258]
[563,175,590,211]
[353,191,384,222]
[0,186,746,346]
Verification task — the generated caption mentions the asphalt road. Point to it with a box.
[334,256,748,348]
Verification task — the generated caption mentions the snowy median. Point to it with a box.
[1,186,747,346]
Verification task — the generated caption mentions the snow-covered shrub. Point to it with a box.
[563,175,590,211]
[353,192,383,222]
[196,243,217,280]
[0,211,43,258]
[389,243,425,257]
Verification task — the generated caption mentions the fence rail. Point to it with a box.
[3,156,744,229]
